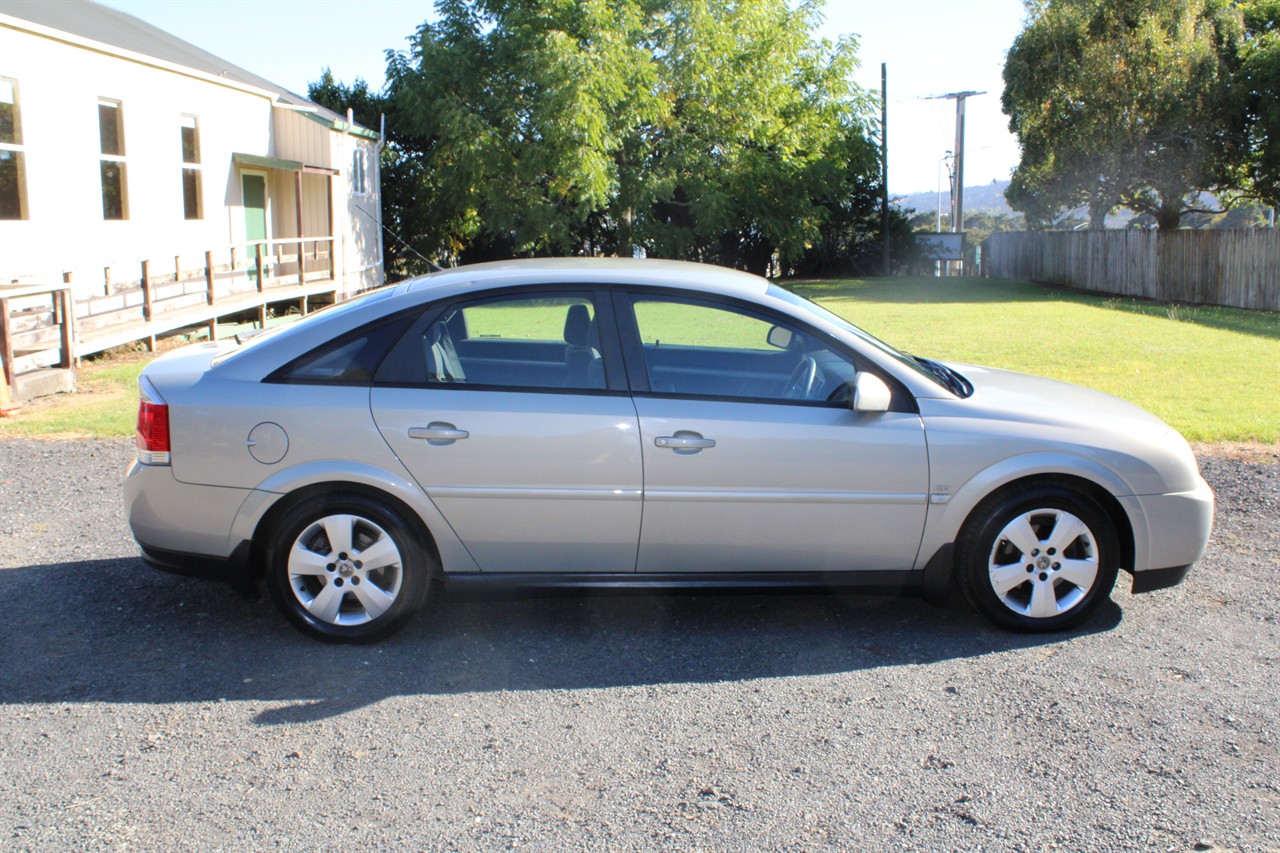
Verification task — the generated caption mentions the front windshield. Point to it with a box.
[767,284,950,390]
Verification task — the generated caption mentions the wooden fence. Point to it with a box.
[984,229,1279,311]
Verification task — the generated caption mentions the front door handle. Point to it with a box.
[409,422,470,444]
[655,433,716,451]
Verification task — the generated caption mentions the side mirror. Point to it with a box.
[766,325,793,349]
[851,372,892,413]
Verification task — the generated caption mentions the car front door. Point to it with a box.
[618,291,929,574]
[371,289,643,573]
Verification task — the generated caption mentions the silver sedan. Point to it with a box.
[124,259,1213,642]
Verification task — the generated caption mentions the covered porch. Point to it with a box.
[233,152,338,285]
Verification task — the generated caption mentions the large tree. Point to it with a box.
[1003,0,1245,229]
[316,0,884,276]
[1232,0,1280,205]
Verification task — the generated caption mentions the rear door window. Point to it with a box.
[376,292,607,391]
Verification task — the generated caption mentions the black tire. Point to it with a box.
[956,484,1119,633]
[264,493,434,643]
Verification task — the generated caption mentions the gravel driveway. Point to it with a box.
[1,438,1276,851]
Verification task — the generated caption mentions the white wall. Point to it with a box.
[0,23,382,297]
[334,132,383,293]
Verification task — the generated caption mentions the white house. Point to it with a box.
[0,0,384,378]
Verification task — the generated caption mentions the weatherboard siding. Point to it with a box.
[0,13,382,300]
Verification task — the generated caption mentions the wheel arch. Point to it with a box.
[959,473,1135,574]
[247,481,447,582]
[919,452,1139,576]
[228,460,480,580]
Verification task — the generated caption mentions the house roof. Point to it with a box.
[0,0,379,139]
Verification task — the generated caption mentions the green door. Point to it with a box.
[242,173,267,273]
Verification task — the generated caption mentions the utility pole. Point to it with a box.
[881,63,890,276]
[927,91,983,233]
[936,152,952,233]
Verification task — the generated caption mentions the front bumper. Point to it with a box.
[1121,475,1215,593]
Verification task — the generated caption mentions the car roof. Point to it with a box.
[401,257,769,300]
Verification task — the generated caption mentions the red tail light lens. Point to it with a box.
[136,400,170,465]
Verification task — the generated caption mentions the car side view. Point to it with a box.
[124,259,1214,642]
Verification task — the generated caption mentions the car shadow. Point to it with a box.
[0,557,1122,725]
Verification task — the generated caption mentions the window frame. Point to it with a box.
[0,77,27,220]
[351,146,368,196]
[98,97,128,220]
[179,113,202,220]
[371,284,629,395]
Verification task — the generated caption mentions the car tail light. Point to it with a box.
[136,400,170,465]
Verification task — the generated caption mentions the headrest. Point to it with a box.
[564,303,591,347]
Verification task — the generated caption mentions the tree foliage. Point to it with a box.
[1232,0,1280,205]
[1003,0,1247,229]
[312,0,894,277]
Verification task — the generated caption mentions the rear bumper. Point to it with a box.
[125,460,251,558]
[125,461,258,594]
[139,540,252,582]
[1131,563,1192,594]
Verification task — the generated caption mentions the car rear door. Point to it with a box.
[617,291,930,573]
[371,289,643,573]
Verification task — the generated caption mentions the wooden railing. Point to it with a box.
[0,280,75,393]
[1,237,344,399]
[75,236,339,356]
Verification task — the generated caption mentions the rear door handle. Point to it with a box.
[655,434,715,450]
[409,422,470,444]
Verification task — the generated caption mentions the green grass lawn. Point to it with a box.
[791,277,1278,443]
[0,356,145,438]
[2,276,1276,443]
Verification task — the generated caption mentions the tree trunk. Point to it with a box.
[1087,189,1114,230]
[1154,204,1182,230]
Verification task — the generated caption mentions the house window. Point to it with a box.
[351,147,367,195]
[180,114,202,219]
[98,98,128,220]
[0,78,27,220]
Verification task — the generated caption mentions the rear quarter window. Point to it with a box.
[267,314,416,385]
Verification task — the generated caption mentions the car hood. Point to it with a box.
[952,363,1171,432]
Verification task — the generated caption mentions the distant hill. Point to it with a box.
[894,180,1139,229]
[892,181,1271,229]
[895,180,1014,217]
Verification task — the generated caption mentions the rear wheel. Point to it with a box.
[265,493,433,643]
[957,484,1118,632]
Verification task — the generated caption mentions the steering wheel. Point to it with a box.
[783,356,819,400]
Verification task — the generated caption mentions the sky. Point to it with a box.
[101,0,1029,197]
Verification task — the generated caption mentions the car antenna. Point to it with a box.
[353,202,447,272]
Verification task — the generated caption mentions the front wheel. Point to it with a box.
[265,493,433,643]
[956,484,1119,632]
